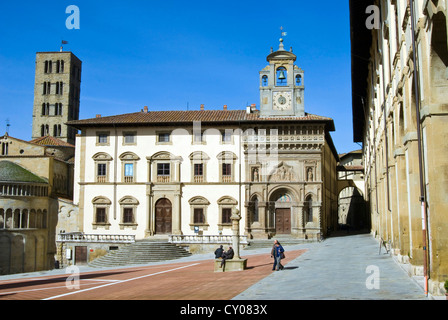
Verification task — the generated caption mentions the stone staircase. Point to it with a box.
[89,240,192,268]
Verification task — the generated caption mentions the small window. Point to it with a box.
[124,133,135,144]
[194,208,205,224]
[123,208,134,223]
[222,208,232,224]
[98,163,107,177]
[124,163,134,177]
[158,133,170,143]
[194,163,203,176]
[157,163,170,176]
[96,208,107,223]
[98,134,108,144]
[222,163,232,176]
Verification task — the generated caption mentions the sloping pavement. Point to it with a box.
[234,233,430,300]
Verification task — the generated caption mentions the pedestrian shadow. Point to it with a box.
[245,263,272,270]
[283,266,299,270]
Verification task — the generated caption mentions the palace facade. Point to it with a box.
[67,39,339,249]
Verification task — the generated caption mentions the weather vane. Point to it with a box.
[280,26,287,39]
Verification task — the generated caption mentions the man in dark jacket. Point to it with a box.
[214,245,224,259]
[220,246,234,268]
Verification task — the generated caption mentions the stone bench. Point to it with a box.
[214,258,247,272]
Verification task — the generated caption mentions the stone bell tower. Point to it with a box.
[259,37,305,117]
[32,51,82,145]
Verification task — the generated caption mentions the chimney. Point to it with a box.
[250,104,257,112]
[223,105,228,111]
[96,114,101,118]
[143,106,148,113]
[200,104,205,111]
[246,106,251,114]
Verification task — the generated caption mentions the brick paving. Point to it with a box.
[0,249,306,300]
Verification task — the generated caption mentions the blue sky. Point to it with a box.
[0,0,360,154]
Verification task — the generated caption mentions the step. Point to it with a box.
[88,241,191,268]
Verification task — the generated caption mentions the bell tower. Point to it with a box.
[32,51,82,145]
[259,37,305,117]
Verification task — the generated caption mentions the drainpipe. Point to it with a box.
[409,0,428,297]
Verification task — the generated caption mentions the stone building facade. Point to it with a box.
[66,40,339,264]
[0,134,75,274]
[32,52,82,145]
[350,0,448,295]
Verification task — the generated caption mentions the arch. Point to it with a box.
[303,194,313,223]
[118,195,139,205]
[149,151,181,161]
[337,186,368,230]
[249,194,260,223]
[430,12,448,104]
[92,196,112,205]
[216,151,238,160]
[268,185,299,203]
[276,66,287,86]
[217,196,238,205]
[188,196,210,206]
[189,151,210,161]
[119,151,140,161]
[262,75,268,87]
[92,152,113,161]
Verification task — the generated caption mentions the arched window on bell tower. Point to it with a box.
[276,67,287,86]
[296,74,302,86]
[262,75,268,87]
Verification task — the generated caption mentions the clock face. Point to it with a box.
[273,92,292,111]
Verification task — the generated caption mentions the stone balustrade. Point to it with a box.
[169,234,248,245]
[57,233,136,243]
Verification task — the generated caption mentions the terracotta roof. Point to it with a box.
[67,110,335,131]
[29,136,75,148]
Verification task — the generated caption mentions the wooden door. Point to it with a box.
[275,208,291,234]
[155,198,172,234]
[75,246,87,264]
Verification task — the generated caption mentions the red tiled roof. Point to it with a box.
[29,136,75,148]
[67,109,335,130]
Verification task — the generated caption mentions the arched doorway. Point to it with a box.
[155,198,172,234]
[270,190,293,235]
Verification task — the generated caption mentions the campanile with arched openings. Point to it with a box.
[259,36,305,117]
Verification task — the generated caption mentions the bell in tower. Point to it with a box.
[259,36,305,118]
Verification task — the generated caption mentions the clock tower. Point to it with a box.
[259,37,305,117]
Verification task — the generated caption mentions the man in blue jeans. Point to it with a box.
[271,241,284,271]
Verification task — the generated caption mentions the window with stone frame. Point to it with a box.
[217,151,237,183]
[119,196,139,229]
[92,152,113,183]
[188,196,210,230]
[217,196,238,230]
[92,196,111,229]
